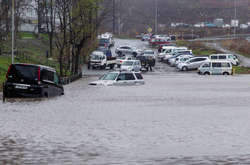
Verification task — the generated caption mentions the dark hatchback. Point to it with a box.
[3,64,64,98]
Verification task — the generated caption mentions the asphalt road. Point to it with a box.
[1,39,250,164]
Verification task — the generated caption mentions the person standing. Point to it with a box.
[148,56,154,71]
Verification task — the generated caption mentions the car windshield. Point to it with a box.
[91,55,102,60]
[144,51,154,55]
[99,38,109,43]
[122,61,134,66]
[102,73,118,80]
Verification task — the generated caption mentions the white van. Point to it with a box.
[198,60,232,75]
[209,54,239,66]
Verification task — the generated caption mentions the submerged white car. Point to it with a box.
[89,71,145,86]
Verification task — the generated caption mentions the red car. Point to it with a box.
[149,38,171,47]
[158,43,177,53]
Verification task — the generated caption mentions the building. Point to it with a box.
[214,18,224,27]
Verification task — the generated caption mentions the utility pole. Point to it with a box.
[118,0,121,35]
[113,0,115,34]
[234,0,237,38]
[155,0,158,34]
[11,0,15,64]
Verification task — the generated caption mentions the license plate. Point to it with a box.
[15,85,28,89]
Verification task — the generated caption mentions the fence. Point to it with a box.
[60,72,83,85]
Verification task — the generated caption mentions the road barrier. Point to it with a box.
[60,72,83,85]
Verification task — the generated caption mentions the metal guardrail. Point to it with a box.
[60,72,83,85]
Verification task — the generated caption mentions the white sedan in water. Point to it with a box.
[89,71,145,86]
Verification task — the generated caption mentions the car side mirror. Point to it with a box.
[117,78,121,81]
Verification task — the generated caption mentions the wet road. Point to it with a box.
[1,39,250,164]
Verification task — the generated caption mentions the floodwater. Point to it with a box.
[1,39,250,164]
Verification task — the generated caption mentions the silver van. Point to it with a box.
[198,60,232,75]
[209,54,239,66]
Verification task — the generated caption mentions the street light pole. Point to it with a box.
[11,0,15,64]
[155,0,158,34]
[112,0,115,34]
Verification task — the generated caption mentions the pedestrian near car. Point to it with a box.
[148,56,154,71]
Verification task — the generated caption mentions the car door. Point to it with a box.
[134,61,140,71]
[188,58,198,69]
[115,73,127,86]
[125,73,136,85]
[194,58,207,69]
[211,62,222,75]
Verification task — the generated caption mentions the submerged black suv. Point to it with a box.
[3,64,64,98]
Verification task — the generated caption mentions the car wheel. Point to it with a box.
[102,64,106,70]
[204,72,210,75]
[223,72,229,75]
[118,51,122,56]
[182,66,188,71]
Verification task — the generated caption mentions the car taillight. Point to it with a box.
[120,61,123,64]
[38,67,41,83]
[6,64,12,79]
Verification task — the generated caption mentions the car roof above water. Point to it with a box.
[13,63,56,72]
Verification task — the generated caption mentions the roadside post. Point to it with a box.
[232,68,236,75]
[2,83,5,102]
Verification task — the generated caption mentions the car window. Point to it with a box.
[212,62,221,68]
[219,56,226,59]
[211,56,217,59]
[42,69,54,82]
[123,61,134,66]
[135,73,143,80]
[117,73,126,81]
[202,63,210,68]
[7,64,39,84]
[103,73,118,80]
[221,63,231,67]
[125,73,136,80]
[54,73,59,85]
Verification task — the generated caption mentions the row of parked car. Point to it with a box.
[158,45,239,75]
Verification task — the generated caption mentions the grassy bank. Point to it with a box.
[0,32,53,91]
[176,40,222,56]
[220,39,250,58]
[233,66,250,74]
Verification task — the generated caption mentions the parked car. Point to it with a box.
[121,60,141,72]
[99,33,115,47]
[149,38,171,47]
[209,54,239,66]
[3,63,64,98]
[115,46,142,57]
[116,55,134,68]
[169,55,193,67]
[158,43,177,53]
[198,60,232,75]
[141,34,151,41]
[177,57,209,71]
[89,71,145,86]
[163,49,190,63]
[157,46,177,60]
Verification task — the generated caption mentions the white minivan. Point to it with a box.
[209,54,239,66]
[198,60,232,75]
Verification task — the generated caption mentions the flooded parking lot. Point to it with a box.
[1,39,250,164]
